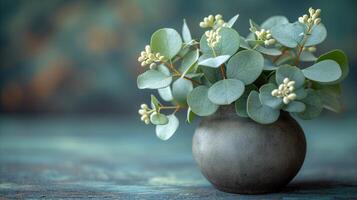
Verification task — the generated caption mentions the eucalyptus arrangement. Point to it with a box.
[137,8,349,141]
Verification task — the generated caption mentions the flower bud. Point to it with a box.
[308,46,316,52]
[307,18,313,24]
[208,15,214,22]
[309,7,315,15]
[287,93,297,100]
[144,119,150,124]
[315,9,321,15]
[141,104,148,109]
[314,18,321,25]
[268,39,276,45]
[287,81,295,87]
[283,97,290,104]
[271,89,279,96]
[199,22,206,28]
[145,45,151,53]
[149,63,156,69]
[215,14,222,20]
[283,78,290,84]
[289,86,294,92]
[264,40,270,46]
[279,84,284,91]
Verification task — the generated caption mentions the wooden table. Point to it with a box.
[1,115,356,199]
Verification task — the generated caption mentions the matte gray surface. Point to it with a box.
[193,106,306,194]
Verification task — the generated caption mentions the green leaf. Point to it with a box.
[207,79,245,105]
[186,107,195,123]
[295,88,307,100]
[297,89,323,119]
[283,101,306,113]
[271,22,305,48]
[235,84,257,117]
[198,55,230,68]
[187,86,219,116]
[137,69,172,89]
[156,114,179,140]
[254,45,282,56]
[305,24,327,46]
[179,49,199,77]
[200,27,240,56]
[200,65,220,84]
[157,64,170,75]
[226,14,239,28]
[151,94,162,111]
[172,78,193,105]
[150,28,182,59]
[317,50,349,83]
[158,87,173,102]
[263,59,278,71]
[182,19,192,43]
[276,65,305,88]
[315,84,342,113]
[247,91,280,124]
[239,36,251,49]
[300,51,317,62]
[227,50,264,85]
[259,83,282,109]
[302,60,342,83]
[150,113,169,125]
[261,16,289,29]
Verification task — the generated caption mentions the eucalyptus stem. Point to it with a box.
[295,26,312,66]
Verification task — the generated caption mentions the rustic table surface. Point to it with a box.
[1,115,357,199]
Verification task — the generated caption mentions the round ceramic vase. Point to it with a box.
[192,105,306,194]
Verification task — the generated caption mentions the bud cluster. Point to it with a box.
[205,28,222,48]
[303,46,316,53]
[254,29,276,46]
[138,104,153,124]
[298,7,321,27]
[271,78,297,104]
[138,45,165,69]
[199,14,227,29]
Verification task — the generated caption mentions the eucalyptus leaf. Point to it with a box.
[198,55,230,68]
[297,89,323,119]
[271,22,305,48]
[158,87,173,102]
[247,91,280,124]
[137,69,172,89]
[239,36,251,49]
[259,83,282,109]
[227,14,239,28]
[172,78,193,105]
[180,49,199,77]
[295,87,308,100]
[150,113,169,125]
[151,28,182,59]
[283,101,306,113]
[227,50,264,85]
[182,19,192,43]
[300,51,317,62]
[156,114,179,140]
[187,86,219,116]
[254,45,282,56]
[200,27,240,56]
[276,65,305,88]
[235,84,257,117]
[315,84,342,112]
[317,49,349,83]
[263,59,278,70]
[186,107,195,123]
[261,16,289,29]
[305,24,327,46]
[208,79,245,105]
[151,94,161,111]
[302,60,342,83]
[200,66,220,84]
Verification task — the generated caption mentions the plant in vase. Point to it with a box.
[136,8,349,194]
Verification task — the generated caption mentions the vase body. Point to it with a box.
[192,105,306,194]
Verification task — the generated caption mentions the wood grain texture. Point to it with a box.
[0,116,357,199]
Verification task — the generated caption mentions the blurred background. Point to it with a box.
[1,1,357,198]
[0,0,356,116]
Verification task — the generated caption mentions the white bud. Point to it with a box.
[159,56,165,61]
[279,84,284,91]
[261,29,265,33]
[312,13,318,20]
[215,14,222,20]
[314,18,321,25]
[303,15,308,22]
[287,93,297,100]
[283,78,290,84]
[144,119,150,124]
[307,18,313,24]
[287,81,295,87]
[145,45,151,53]
[203,17,208,22]
[315,9,321,15]
[283,97,290,104]
[298,17,304,23]
[141,61,146,67]
[149,63,156,69]
[289,86,295,92]
[208,15,214,22]
[138,109,145,115]
[141,104,148,109]
[199,22,206,28]
[266,33,272,39]
[309,8,315,15]
[308,46,316,52]
[271,89,279,96]
[268,39,276,45]
[264,40,270,46]
[216,19,224,26]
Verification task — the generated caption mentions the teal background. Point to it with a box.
[1,0,357,199]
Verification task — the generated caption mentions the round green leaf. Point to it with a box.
[235,84,257,117]
[227,50,264,85]
[271,22,305,48]
[172,78,193,105]
[156,114,179,140]
[283,101,306,113]
[297,89,323,119]
[158,87,173,102]
[137,69,172,89]
[150,28,182,59]
[302,60,342,83]
[259,83,282,109]
[276,65,305,88]
[261,16,289,29]
[208,79,245,105]
[198,55,230,68]
[150,113,169,125]
[200,27,240,56]
[187,86,219,116]
[247,91,280,124]
[317,49,349,83]
[305,24,327,46]
[179,49,199,76]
